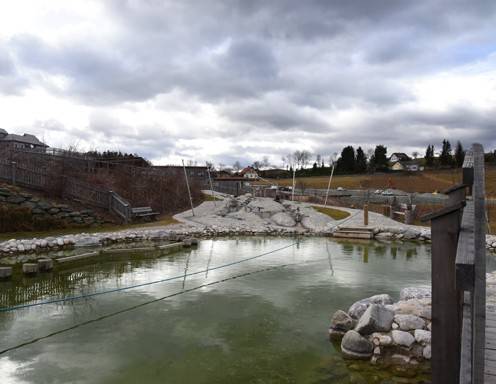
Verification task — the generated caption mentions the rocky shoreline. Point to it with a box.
[329,287,432,367]
[1,196,495,262]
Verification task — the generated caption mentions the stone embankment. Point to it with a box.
[0,185,105,228]
[329,287,433,366]
[331,270,496,367]
[1,195,495,260]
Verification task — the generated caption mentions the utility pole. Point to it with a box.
[182,159,195,216]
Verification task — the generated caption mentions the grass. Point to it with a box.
[273,167,496,197]
[312,206,350,220]
[202,193,223,201]
[0,215,179,241]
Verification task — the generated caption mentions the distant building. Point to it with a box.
[152,165,209,186]
[0,129,48,151]
[389,153,411,163]
[390,160,423,172]
[213,177,250,196]
[239,166,258,179]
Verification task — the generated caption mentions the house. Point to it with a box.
[389,153,411,163]
[390,160,423,172]
[239,166,258,179]
[0,129,48,151]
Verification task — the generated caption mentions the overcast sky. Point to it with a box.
[0,1,495,166]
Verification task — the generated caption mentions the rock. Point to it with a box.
[392,330,415,347]
[414,329,431,344]
[355,304,394,335]
[403,230,419,240]
[423,345,431,359]
[400,287,431,301]
[394,314,426,331]
[329,328,346,341]
[348,294,393,319]
[330,310,354,332]
[378,335,392,346]
[391,354,410,364]
[22,263,38,275]
[270,212,296,227]
[341,330,374,359]
[375,232,393,240]
[373,346,381,355]
[37,258,53,272]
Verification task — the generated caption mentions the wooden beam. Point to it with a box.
[430,204,463,384]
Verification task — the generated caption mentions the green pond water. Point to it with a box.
[1,237,494,383]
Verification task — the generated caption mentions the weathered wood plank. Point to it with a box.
[472,143,486,384]
[456,201,475,291]
[460,292,472,383]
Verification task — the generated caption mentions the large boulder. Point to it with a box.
[400,287,431,301]
[341,330,374,359]
[270,212,296,227]
[392,330,415,348]
[330,310,354,332]
[394,314,426,331]
[355,304,394,335]
[348,294,393,319]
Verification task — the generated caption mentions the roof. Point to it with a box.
[239,166,258,175]
[214,177,246,181]
[1,133,48,147]
[390,153,410,161]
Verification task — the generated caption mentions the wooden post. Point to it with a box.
[423,202,465,384]
[363,204,369,226]
[472,144,486,384]
[324,162,335,207]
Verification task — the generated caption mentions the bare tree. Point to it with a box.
[412,151,419,159]
[232,161,242,172]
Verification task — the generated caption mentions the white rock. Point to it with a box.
[414,329,431,344]
[392,330,415,347]
[394,314,426,331]
[423,345,431,359]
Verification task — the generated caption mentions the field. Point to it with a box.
[272,167,496,197]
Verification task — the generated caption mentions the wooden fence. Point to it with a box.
[423,144,487,383]
[0,159,132,222]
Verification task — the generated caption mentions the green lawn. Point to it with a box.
[312,206,350,220]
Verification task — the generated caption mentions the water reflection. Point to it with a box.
[0,237,447,383]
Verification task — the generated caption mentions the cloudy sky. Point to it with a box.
[0,1,495,166]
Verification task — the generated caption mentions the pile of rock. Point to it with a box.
[0,185,105,227]
[329,287,432,366]
[486,235,496,253]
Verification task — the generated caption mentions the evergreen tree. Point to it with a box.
[337,146,356,174]
[355,146,367,173]
[439,139,453,167]
[454,141,465,167]
[424,144,435,167]
[370,145,388,170]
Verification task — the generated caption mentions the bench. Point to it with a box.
[131,206,160,220]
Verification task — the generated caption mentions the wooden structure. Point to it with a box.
[0,159,152,223]
[422,144,490,383]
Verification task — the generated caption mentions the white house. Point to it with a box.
[239,166,259,179]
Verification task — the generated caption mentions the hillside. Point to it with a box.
[271,167,496,197]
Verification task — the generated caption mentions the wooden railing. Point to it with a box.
[109,191,131,223]
[423,144,486,383]
[0,159,132,222]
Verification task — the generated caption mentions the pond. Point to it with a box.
[0,237,493,383]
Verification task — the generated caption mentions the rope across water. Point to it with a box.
[0,242,298,313]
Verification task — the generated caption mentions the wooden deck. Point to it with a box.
[486,308,496,383]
